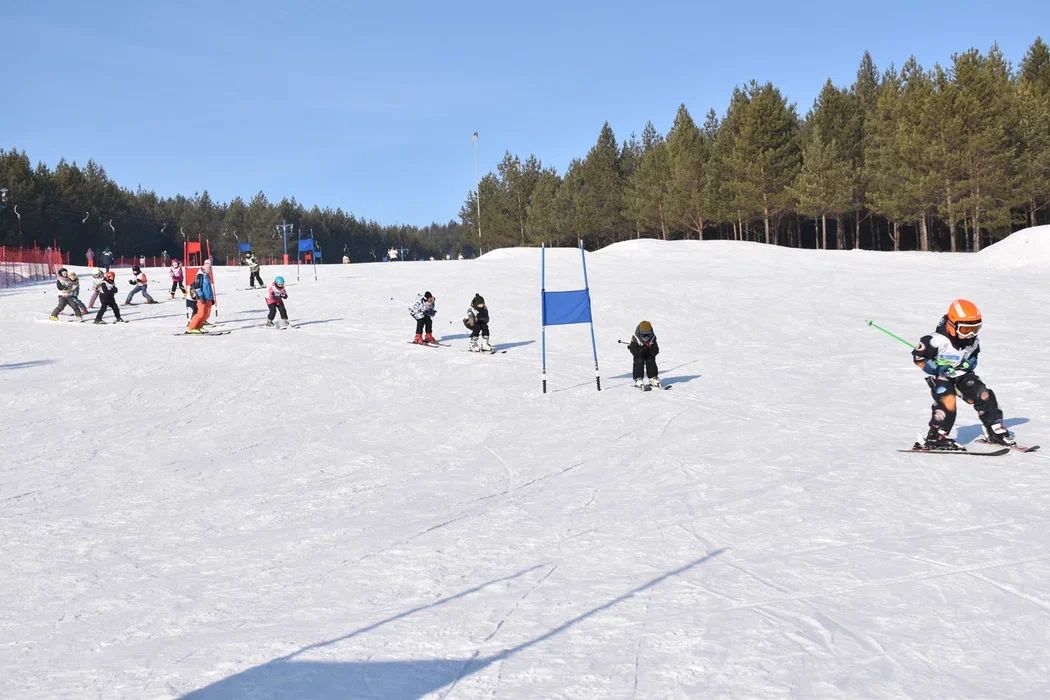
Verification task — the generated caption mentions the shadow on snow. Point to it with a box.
[180,550,725,699]
[955,416,1030,444]
[0,359,55,370]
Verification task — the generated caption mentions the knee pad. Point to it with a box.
[933,408,947,422]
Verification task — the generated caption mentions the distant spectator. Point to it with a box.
[100,248,114,272]
[86,247,95,267]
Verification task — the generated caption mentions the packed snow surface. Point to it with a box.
[2,236,1049,699]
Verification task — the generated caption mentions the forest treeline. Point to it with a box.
[460,39,1050,252]
[2,39,1048,262]
[0,157,468,263]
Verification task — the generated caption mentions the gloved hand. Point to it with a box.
[129,280,137,286]
[923,359,952,376]
[960,357,977,371]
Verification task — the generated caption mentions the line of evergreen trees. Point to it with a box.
[460,40,1050,252]
[0,156,469,263]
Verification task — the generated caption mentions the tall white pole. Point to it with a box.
[472,131,482,239]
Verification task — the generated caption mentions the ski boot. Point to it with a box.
[917,428,964,452]
[93,319,104,324]
[170,292,176,299]
[265,320,275,328]
[633,378,645,389]
[469,338,480,352]
[146,299,158,304]
[424,333,436,345]
[984,422,1017,447]
[480,336,492,353]
[413,333,424,344]
[649,377,662,389]
[276,319,289,330]
[49,315,59,321]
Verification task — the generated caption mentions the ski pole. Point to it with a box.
[868,320,965,375]
[865,320,915,349]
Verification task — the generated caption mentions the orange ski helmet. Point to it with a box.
[946,299,982,339]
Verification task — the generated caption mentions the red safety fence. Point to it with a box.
[0,245,69,288]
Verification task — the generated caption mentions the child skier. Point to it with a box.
[265,276,289,328]
[125,265,157,305]
[186,261,215,333]
[244,252,263,288]
[628,321,661,389]
[68,272,89,315]
[410,291,437,344]
[463,293,492,352]
[911,299,1016,450]
[49,268,84,321]
[94,271,125,323]
[169,259,186,299]
[88,268,104,309]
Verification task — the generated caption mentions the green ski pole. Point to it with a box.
[865,320,915,349]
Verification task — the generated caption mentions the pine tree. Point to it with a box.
[865,67,908,250]
[951,47,1017,250]
[1016,38,1050,226]
[729,81,802,244]
[576,122,627,246]
[810,79,862,248]
[850,51,881,249]
[792,125,853,249]
[626,142,671,239]
[665,104,714,239]
[525,169,563,245]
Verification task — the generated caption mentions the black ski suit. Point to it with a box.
[912,316,1004,435]
[94,279,123,322]
[628,334,659,381]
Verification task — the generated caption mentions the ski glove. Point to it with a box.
[960,357,976,371]
[922,359,952,376]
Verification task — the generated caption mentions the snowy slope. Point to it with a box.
[2,238,1049,699]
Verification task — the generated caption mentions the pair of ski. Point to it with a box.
[635,384,672,392]
[407,340,505,353]
[900,441,1040,456]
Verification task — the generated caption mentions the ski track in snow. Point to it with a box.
[2,233,1050,699]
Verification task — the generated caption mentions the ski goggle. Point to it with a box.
[638,332,655,342]
[953,321,982,338]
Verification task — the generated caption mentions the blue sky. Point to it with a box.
[4,1,1047,226]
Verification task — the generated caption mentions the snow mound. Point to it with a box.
[979,225,1050,268]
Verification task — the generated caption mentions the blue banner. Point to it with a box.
[238,242,252,253]
[542,289,592,326]
[297,238,315,253]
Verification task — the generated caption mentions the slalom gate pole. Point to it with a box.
[541,244,547,394]
[865,320,914,349]
[579,241,600,392]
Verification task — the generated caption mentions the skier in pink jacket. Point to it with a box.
[265,277,289,328]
